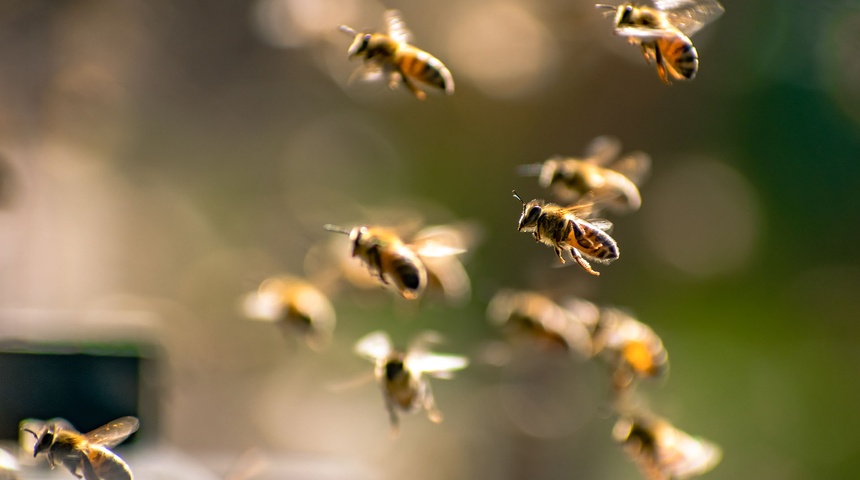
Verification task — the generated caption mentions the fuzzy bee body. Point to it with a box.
[23,417,138,480]
[339,10,454,100]
[514,192,619,276]
[597,0,724,84]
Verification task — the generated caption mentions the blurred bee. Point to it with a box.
[354,330,468,436]
[591,308,669,395]
[596,1,725,84]
[21,416,138,480]
[0,448,19,480]
[411,223,480,307]
[240,275,336,351]
[613,411,722,480]
[486,290,596,358]
[324,224,465,300]
[338,9,454,100]
[513,191,619,276]
[519,135,650,214]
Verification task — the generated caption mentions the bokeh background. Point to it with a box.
[0,0,859,479]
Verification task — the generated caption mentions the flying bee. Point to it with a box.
[591,308,669,395]
[613,411,722,480]
[486,290,595,358]
[513,191,619,276]
[21,416,138,480]
[596,1,725,84]
[519,135,650,214]
[324,224,465,300]
[338,9,454,100]
[354,330,468,436]
[412,223,480,307]
[240,274,336,351]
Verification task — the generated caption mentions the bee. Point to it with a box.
[519,135,650,214]
[591,308,669,395]
[486,290,596,357]
[513,191,619,276]
[596,1,725,84]
[324,224,464,300]
[21,416,138,480]
[613,411,722,480]
[354,330,468,436]
[412,223,480,307]
[240,275,336,351]
[338,9,454,100]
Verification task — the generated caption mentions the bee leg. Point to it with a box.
[569,248,600,276]
[60,458,81,479]
[400,74,427,101]
[554,246,567,264]
[387,71,402,91]
[652,44,671,85]
[385,398,400,438]
[423,383,444,424]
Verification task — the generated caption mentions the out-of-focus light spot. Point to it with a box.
[445,2,559,99]
[252,0,364,49]
[643,159,761,278]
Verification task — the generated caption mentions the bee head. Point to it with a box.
[513,191,542,232]
[384,355,407,381]
[324,224,365,256]
[538,157,564,188]
[347,33,372,58]
[23,424,55,457]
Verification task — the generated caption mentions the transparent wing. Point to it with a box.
[84,417,139,449]
[584,135,622,166]
[410,236,467,258]
[384,9,412,44]
[656,0,725,37]
[615,25,680,40]
[610,151,651,185]
[585,218,614,233]
[354,330,393,361]
[657,424,723,479]
[407,352,468,378]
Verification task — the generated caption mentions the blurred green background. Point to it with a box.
[0,0,859,479]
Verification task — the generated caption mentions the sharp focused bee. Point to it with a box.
[22,416,138,480]
[487,290,596,357]
[338,9,454,100]
[519,136,650,213]
[354,330,468,436]
[513,191,619,276]
[324,224,465,300]
[241,275,336,351]
[613,411,722,480]
[591,308,669,394]
[596,1,725,84]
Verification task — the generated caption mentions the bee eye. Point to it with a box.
[525,206,541,224]
[360,34,371,51]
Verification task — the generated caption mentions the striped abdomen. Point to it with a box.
[86,446,133,480]
[568,221,619,262]
[657,34,698,81]
[396,46,455,94]
[383,247,427,299]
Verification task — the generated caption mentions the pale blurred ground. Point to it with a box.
[0,0,859,479]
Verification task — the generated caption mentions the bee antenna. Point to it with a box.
[324,224,351,235]
[21,428,37,439]
[512,190,525,205]
[338,24,357,36]
[595,4,617,10]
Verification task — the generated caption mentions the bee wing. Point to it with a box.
[348,62,386,85]
[615,25,681,40]
[410,240,466,258]
[584,218,614,233]
[83,417,139,449]
[610,151,651,185]
[657,425,723,479]
[655,0,725,37]
[584,135,622,166]
[384,9,412,44]
[407,351,468,379]
[354,330,394,361]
